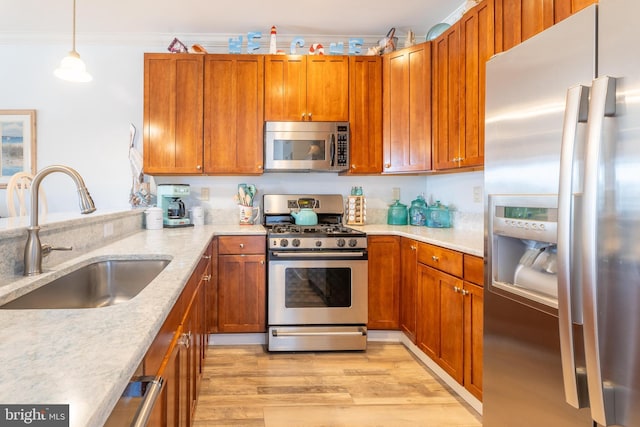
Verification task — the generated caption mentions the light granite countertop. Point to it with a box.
[353,224,484,257]
[0,222,483,427]
[0,224,264,427]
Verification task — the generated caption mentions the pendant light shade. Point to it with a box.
[54,0,92,82]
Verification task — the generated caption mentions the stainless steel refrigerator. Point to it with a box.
[484,1,640,426]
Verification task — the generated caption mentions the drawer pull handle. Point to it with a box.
[432,255,439,261]
[239,243,244,249]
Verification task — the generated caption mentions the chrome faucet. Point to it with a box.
[23,165,96,276]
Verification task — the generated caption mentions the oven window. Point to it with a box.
[273,139,326,161]
[284,267,351,308]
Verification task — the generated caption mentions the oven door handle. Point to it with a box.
[270,251,367,258]
[272,329,367,337]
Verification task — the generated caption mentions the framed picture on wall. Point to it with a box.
[0,110,36,189]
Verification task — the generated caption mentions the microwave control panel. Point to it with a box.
[336,124,349,167]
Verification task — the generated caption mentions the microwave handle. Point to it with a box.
[330,134,336,167]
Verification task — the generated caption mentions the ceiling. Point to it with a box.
[1,0,462,41]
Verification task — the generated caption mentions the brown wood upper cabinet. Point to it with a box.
[555,0,597,22]
[382,42,432,173]
[432,0,493,170]
[203,55,264,174]
[494,0,596,53]
[348,56,383,174]
[143,54,204,175]
[264,55,349,122]
[143,53,264,175]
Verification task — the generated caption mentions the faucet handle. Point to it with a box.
[41,244,73,257]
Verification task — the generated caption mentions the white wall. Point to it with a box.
[0,36,480,222]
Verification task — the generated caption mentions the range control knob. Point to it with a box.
[280,239,289,248]
[292,239,301,247]
[348,239,358,248]
[337,238,346,248]
[315,240,322,247]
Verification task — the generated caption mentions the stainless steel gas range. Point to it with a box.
[263,194,368,352]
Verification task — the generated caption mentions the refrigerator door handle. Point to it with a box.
[582,75,617,426]
[557,84,590,409]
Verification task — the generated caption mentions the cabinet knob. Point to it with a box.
[301,113,306,119]
[410,245,417,251]
[260,260,265,265]
[239,243,244,249]
[432,255,439,262]
[202,254,211,259]
[453,286,461,293]
[351,164,356,170]
[308,112,312,120]
[462,289,469,296]
[257,164,263,170]
[384,163,391,168]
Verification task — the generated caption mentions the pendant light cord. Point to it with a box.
[72,0,77,53]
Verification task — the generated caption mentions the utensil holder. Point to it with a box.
[347,196,366,225]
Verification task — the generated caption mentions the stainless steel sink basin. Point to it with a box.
[1,259,170,309]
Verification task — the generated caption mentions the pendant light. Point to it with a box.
[54,0,92,82]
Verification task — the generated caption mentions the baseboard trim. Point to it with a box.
[207,330,483,415]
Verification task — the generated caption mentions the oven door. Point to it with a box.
[267,253,368,326]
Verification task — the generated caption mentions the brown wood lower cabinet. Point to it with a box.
[367,235,401,329]
[400,238,418,342]
[217,235,266,333]
[407,239,484,400]
[146,241,212,427]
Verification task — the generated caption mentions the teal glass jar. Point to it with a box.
[426,200,451,228]
[387,200,408,225]
[409,195,428,226]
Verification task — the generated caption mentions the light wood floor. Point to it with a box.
[193,342,482,427]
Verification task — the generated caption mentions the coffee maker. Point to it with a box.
[157,184,193,227]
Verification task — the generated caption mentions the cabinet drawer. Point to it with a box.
[218,236,265,255]
[463,254,484,286]
[417,242,463,277]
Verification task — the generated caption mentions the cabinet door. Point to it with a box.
[400,238,418,342]
[459,0,493,168]
[264,55,307,121]
[464,281,484,400]
[203,55,264,174]
[367,236,401,329]
[416,264,440,360]
[383,43,432,173]
[438,270,464,383]
[148,327,188,427]
[218,254,266,332]
[306,56,349,121]
[432,23,462,170]
[348,56,382,174]
[143,54,203,174]
[495,0,554,53]
[206,238,218,334]
[554,0,596,23]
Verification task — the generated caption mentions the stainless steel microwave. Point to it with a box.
[264,121,349,172]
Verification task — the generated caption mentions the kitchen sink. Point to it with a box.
[0,258,170,309]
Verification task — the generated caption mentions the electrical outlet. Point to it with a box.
[201,187,210,201]
[473,186,482,203]
[103,222,114,237]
